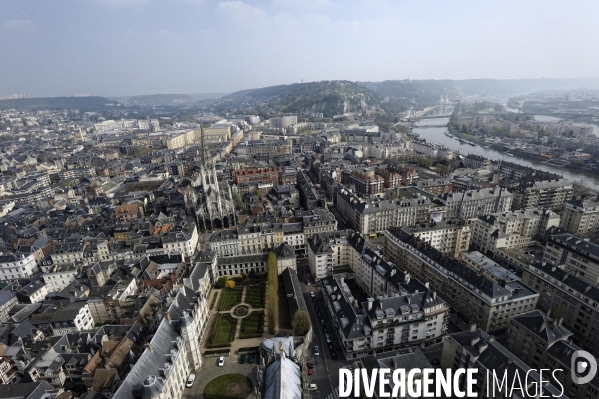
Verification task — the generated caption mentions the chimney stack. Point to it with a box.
[470,323,477,333]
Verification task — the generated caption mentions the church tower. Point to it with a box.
[195,124,236,231]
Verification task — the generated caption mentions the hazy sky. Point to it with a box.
[2,0,599,97]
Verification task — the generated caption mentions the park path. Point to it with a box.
[202,285,271,355]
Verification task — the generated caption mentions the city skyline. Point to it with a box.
[2,0,599,97]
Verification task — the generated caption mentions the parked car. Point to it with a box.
[248,354,255,363]
[331,351,338,360]
[306,279,311,286]
[310,291,315,298]
[309,384,318,391]
[312,297,316,303]
[307,368,313,375]
[322,327,327,334]
[218,356,225,367]
[320,319,325,326]
[314,346,320,357]
[325,333,331,343]
[328,343,333,351]
[186,374,195,388]
[314,305,320,311]
[306,362,315,369]
[239,354,246,364]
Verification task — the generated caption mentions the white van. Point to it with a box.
[309,384,317,391]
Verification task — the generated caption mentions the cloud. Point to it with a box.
[92,0,150,6]
[271,0,331,8]
[217,1,266,21]
[4,19,39,34]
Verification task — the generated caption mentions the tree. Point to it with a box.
[254,189,263,198]
[291,310,311,336]
[266,252,279,334]
[572,179,593,197]
[225,280,235,289]
[551,307,564,321]
[216,276,227,289]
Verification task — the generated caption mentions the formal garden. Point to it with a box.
[205,275,267,348]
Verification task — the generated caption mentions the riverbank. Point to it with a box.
[447,123,599,178]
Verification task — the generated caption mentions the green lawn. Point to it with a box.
[203,374,253,399]
[239,311,264,339]
[208,314,237,346]
[219,288,243,311]
[245,284,265,308]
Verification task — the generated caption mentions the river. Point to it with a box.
[413,107,599,190]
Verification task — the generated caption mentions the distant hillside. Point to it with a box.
[223,84,300,100]
[0,96,117,111]
[112,93,227,106]
[361,78,599,101]
[111,94,193,105]
[224,81,383,117]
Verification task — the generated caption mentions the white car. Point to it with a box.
[186,374,195,388]
[310,291,315,298]
[218,356,225,367]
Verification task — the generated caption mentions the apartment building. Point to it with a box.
[270,115,297,128]
[341,169,385,196]
[384,229,539,331]
[543,228,599,287]
[49,302,95,335]
[302,210,338,238]
[321,275,449,359]
[198,243,296,277]
[441,328,567,399]
[511,179,573,211]
[307,230,354,279]
[506,310,599,399]
[521,260,599,358]
[560,195,599,236]
[42,265,78,292]
[58,167,95,181]
[337,187,446,235]
[208,229,240,257]
[0,252,39,282]
[231,166,283,185]
[113,319,191,399]
[471,208,560,255]
[462,154,491,170]
[162,227,199,259]
[400,220,471,258]
[414,178,453,195]
[375,168,402,189]
[460,251,522,284]
[439,187,513,220]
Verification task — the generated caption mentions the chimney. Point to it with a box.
[488,335,495,342]
[478,342,488,354]
[424,282,430,289]
[540,320,547,333]
[144,343,152,352]
[341,277,345,285]
[367,298,374,311]
[470,323,477,333]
